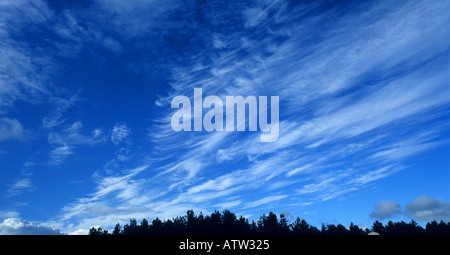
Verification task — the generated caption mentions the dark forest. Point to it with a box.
[89,210,450,235]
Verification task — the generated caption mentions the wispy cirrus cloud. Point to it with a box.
[145,0,449,214]
[0,0,55,113]
[7,176,33,197]
[59,164,149,222]
[110,124,131,146]
[42,94,81,130]
[38,0,450,233]
[244,195,288,209]
[47,121,108,164]
[0,118,24,142]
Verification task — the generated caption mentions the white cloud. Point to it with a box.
[0,0,55,113]
[42,94,81,129]
[60,164,150,221]
[187,175,237,194]
[370,195,450,222]
[0,118,24,142]
[92,0,180,38]
[350,166,402,186]
[296,169,362,202]
[110,124,131,145]
[49,1,450,233]
[214,200,242,210]
[7,176,33,197]
[68,228,89,235]
[286,164,313,177]
[0,218,62,235]
[243,6,268,28]
[244,195,287,209]
[405,195,450,222]
[142,0,450,214]
[49,144,74,165]
[370,142,445,162]
[47,120,108,164]
[0,211,19,219]
[370,200,403,220]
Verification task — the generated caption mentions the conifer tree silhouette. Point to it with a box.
[87,209,450,235]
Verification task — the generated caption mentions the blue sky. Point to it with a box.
[0,0,449,234]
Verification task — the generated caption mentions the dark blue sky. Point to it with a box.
[0,0,449,234]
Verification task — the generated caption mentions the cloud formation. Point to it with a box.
[371,195,450,222]
[110,124,131,145]
[370,200,403,220]
[405,195,450,222]
[0,118,24,142]
[51,0,449,232]
[0,218,62,235]
[0,0,448,234]
[7,176,33,197]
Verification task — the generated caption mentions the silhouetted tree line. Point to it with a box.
[89,210,450,235]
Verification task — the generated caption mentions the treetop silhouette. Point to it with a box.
[88,210,450,235]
